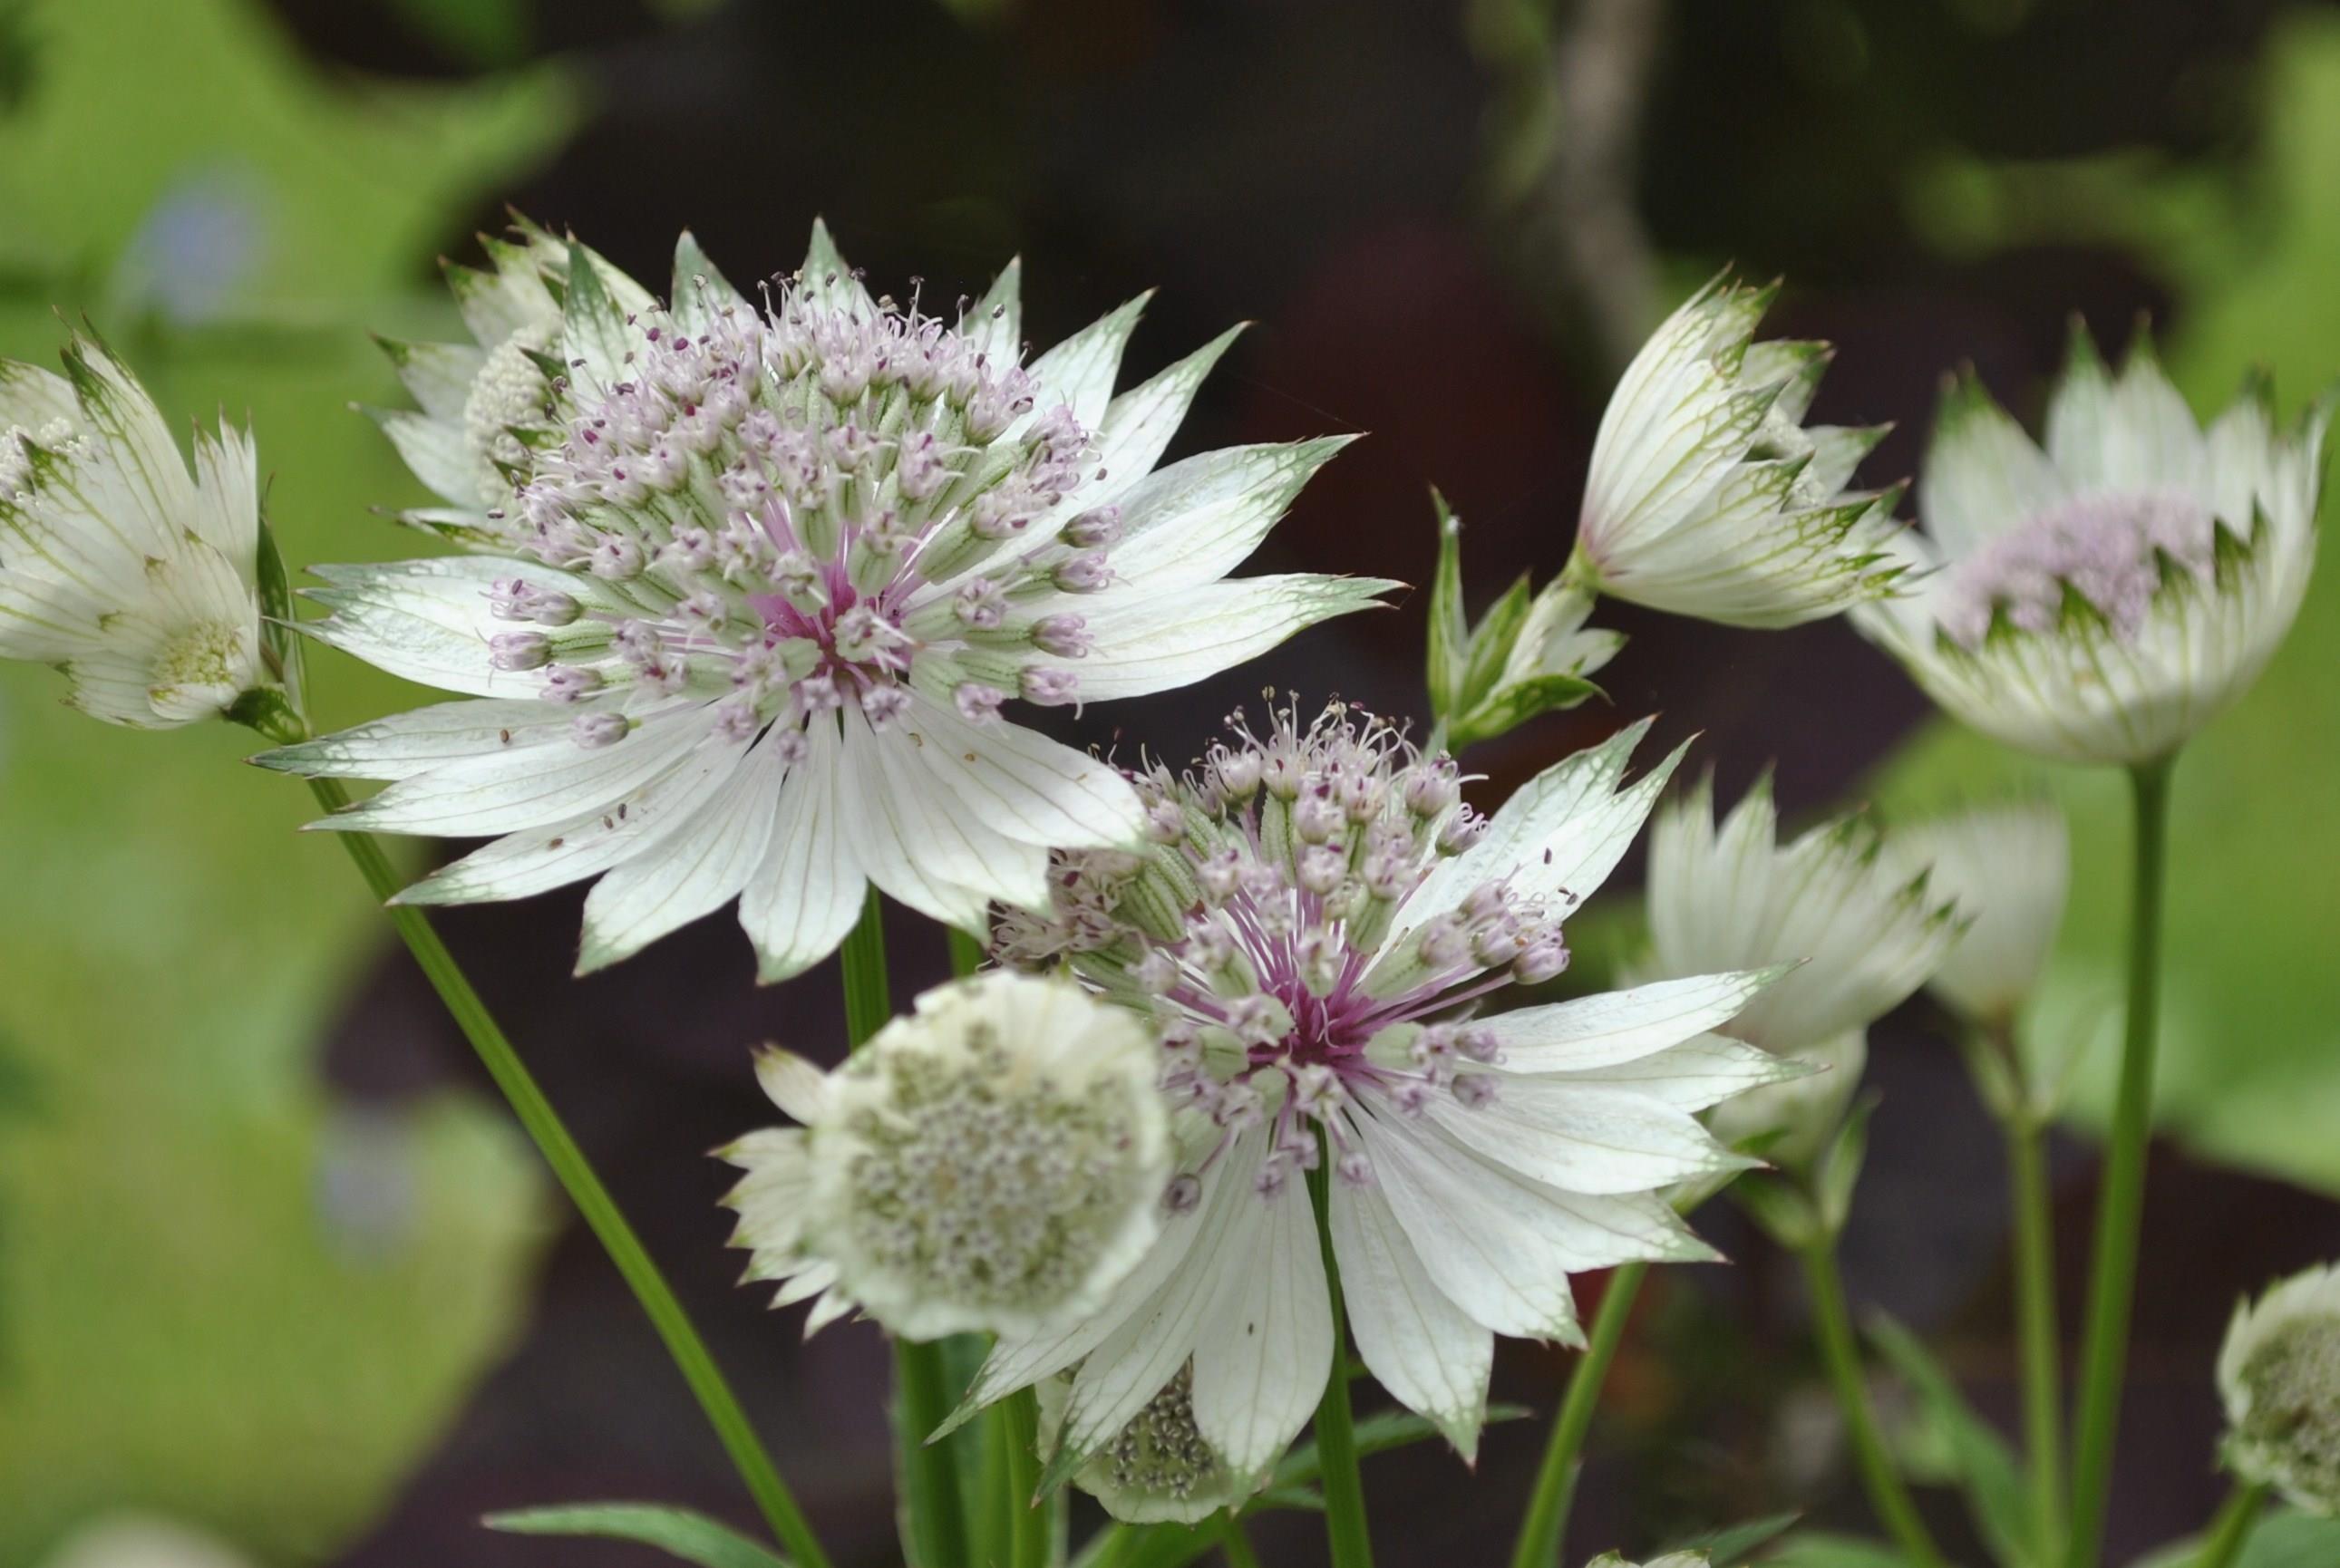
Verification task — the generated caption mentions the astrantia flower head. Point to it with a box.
[0,338,264,727]
[1570,275,1904,630]
[720,971,1171,1341]
[261,220,1390,977]
[1856,325,2331,765]
[2219,1261,2340,1515]
[1895,800,2068,1028]
[1646,775,1962,1158]
[1035,1367,1246,1524]
[958,703,1791,1512]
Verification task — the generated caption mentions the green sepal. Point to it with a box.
[484,1503,793,1568]
[253,508,306,717]
[1660,1512,1803,1567]
[1446,672,1603,752]
[1425,489,1469,721]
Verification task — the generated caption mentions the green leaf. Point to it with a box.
[486,1504,791,1568]
[1729,1171,1821,1250]
[2129,1508,2340,1568]
[1661,1512,1801,1566]
[1763,1533,1913,1568]
[1813,1093,1879,1235]
[1426,489,1469,721]
[1267,1402,1531,1491]
[1451,672,1602,750]
[253,509,306,714]
[1865,1315,2031,1568]
[1458,572,1535,710]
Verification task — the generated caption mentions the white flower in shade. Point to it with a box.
[36,1517,253,1568]
[948,702,1791,1516]
[1587,1554,1706,1568]
[2219,1261,2340,1514]
[1645,775,1963,1158]
[719,971,1172,1341]
[1570,276,1904,629]
[1895,801,2068,1028]
[1855,327,2331,765]
[0,339,263,727]
[259,221,1390,978]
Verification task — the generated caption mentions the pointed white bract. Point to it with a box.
[263,221,1390,976]
[0,339,263,728]
[1856,327,2330,765]
[1895,800,2068,1028]
[967,702,1787,1515]
[1573,276,1903,630]
[1645,775,1962,1158]
[2219,1261,2340,1515]
[719,971,1172,1341]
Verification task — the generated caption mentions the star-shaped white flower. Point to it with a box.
[261,222,1391,977]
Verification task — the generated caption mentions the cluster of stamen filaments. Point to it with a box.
[1938,489,2221,650]
[2238,1314,2340,1500]
[995,702,1574,1202]
[473,269,1125,752]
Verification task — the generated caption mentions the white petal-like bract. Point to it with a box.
[1896,800,2069,1027]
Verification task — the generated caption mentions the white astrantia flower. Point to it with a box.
[941,702,1791,1517]
[718,970,1172,1341]
[1645,774,1963,1159]
[2219,1261,2340,1515]
[1894,800,2068,1028]
[0,338,264,727]
[259,220,1391,978]
[1569,275,1905,630]
[1586,1553,1707,1568]
[1855,326,2332,766]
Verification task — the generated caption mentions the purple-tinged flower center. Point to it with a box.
[1939,488,2215,648]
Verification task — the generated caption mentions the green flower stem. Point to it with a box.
[1509,1260,1646,1568]
[838,893,974,1568]
[305,776,831,1568]
[1002,1386,1047,1568]
[1799,1236,1948,1568]
[1216,1514,1265,1568]
[948,924,987,978]
[2193,1481,2268,1568]
[2064,755,2177,1568]
[2005,1094,2066,1563]
[1306,1153,1374,1568]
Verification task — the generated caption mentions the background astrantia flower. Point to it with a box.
[1855,327,2331,765]
[2219,1261,2340,1515]
[1895,800,2069,1029]
[959,703,1790,1515]
[0,339,263,728]
[720,971,1172,1341]
[1645,775,1962,1159]
[260,221,1392,978]
[1569,275,1904,630]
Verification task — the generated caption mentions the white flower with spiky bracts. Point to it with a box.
[1645,776,1963,1159]
[1895,801,2068,1029]
[0,338,263,728]
[1569,275,1905,630]
[1856,327,2331,766]
[2219,1261,2340,1515]
[259,221,1390,978]
[719,971,1172,1341]
[947,702,1791,1518]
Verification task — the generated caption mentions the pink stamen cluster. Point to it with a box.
[1939,488,2218,648]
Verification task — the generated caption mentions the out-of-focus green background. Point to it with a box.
[0,1,2335,1566]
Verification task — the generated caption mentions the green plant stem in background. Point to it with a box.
[947,924,986,978]
[1216,1514,1264,1568]
[2005,1093,2066,1563]
[1509,1261,1647,1568]
[1799,1237,1948,1568]
[2064,755,2177,1568]
[305,777,831,1568]
[1306,1156,1374,1568]
[1002,1386,1046,1568]
[838,893,973,1568]
[2193,1481,2269,1568]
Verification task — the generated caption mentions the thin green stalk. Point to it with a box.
[2193,1481,2268,1568]
[306,777,831,1568]
[947,924,987,978]
[1799,1237,1948,1568]
[1306,1155,1374,1568]
[1216,1514,1264,1568]
[1509,1261,1646,1568]
[2064,756,2177,1568]
[2006,1099,2065,1563]
[838,893,974,1568]
[1004,1386,1046,1568]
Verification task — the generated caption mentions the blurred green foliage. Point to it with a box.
[0,0,579,1560]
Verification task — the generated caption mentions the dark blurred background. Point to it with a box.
[4,1,2339,1565]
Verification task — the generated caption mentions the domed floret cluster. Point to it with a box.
[1570,275,1905,630]
[2219,1261,2340,1515]
[959,702,1794,1519]
[719,971,1172,1341]
[0,338,264,728]
[1855,326,2331,766]
[1643,775,1964,1161]
[260,220,1389,979]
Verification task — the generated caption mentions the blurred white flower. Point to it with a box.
[0,339,262,727]
[2219,1260,2340,1514]
[1896,800,2069,1028]
[1587,1553,1708,1568]
[262,220,1389,978]
[1856,327,2330,765]
[1645,775,1962,1158]
[1572,276,1902,630]
[37,1517,251,1568]
[720,971,1171,1341]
